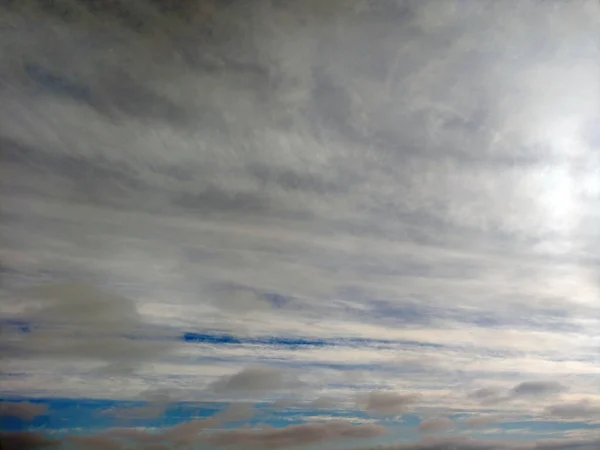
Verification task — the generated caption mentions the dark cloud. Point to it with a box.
[0,431,59,450]
[65,435,123,450]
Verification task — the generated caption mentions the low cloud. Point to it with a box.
[107,418,217,447]
[463,414,504,428]
[0,401,47,421]
[353,435,600,449]
[469,381,567,404]
[0,431,59,450]
[510,381,567,398]
[359,391,421,415]
[417,417,454,433]
[7,282,177,374]
[209,366,302,394]
[215,402,255,423]
[545,399,600,419]
[65,435,123,450]
[309,396,338,409]
[207,421,386,448]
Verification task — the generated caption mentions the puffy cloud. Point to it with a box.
[359,391,421,415]
[417,417,454,433]
[207,421,386,448]
[0,401,47,421]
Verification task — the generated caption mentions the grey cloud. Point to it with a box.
[463,414,504,428]
[209,366,303,394]
[0,402,47,421]
[107,417,218,447]
[359,391,421,415]
[4,282,177,374]
[468,387,503,402]
[545,400,600,419]
[5,0,599,245]
[215,402,256,423]
[469,381,567,404]
[417,417,454,434]
[207,421,386,448]
[354,435,600,449]
[308,396,338,409]
[510,381,567,398]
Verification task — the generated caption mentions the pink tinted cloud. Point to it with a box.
[0,402,47,421]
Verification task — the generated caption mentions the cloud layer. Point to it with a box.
[2,0,600,449]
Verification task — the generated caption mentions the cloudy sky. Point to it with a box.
[1,0,600,449]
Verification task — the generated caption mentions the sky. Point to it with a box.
[1,0,600,449]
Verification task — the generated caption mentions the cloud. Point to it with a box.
[107,418,217,447]
[209,366,302,394]
[468,388,504,402]
[4,282,177,374]
[463,414,504,428]
[215,402,255,423]
[469,381,567,404]
[65,435,123,450]
[359,391,421,415]
[417,417,454,433]
[353,435,600,449]
[309,396,338,409]
[545,400,600,419]
[207,421,386,448]
[2,0,600,446]
[510,381,567,398]
[0,431,58,450]
[0,401,47,421]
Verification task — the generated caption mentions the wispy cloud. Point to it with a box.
[2,0,600,448]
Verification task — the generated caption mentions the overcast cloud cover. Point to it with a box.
[1,0,600,449]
